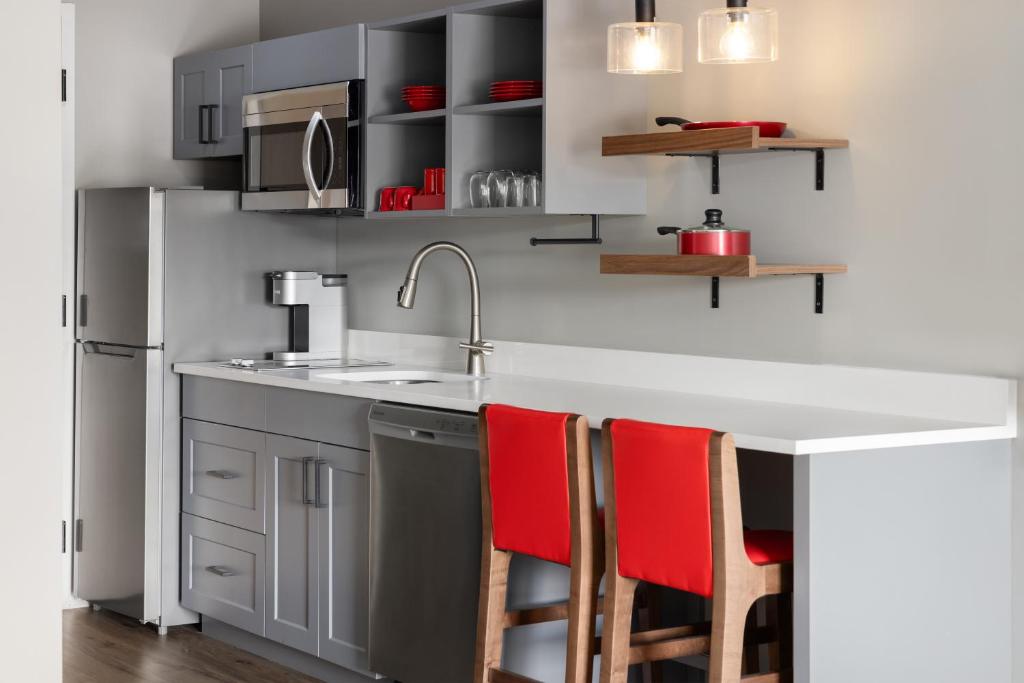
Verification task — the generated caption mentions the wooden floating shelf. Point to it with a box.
[600,254,848,314]
[600,254,847,278]
[601,127,848,157]
[602,127,849,194]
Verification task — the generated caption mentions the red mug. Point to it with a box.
[423,168,438,196]
[379,187,396,212]
[435,168,446,196]
[395,186,417,211]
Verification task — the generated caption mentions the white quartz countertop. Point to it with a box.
[174,332,1016,454]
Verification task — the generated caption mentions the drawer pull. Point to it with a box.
[206,470,240,480]
[205,565,236,577]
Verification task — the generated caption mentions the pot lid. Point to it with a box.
[684,209,748,233]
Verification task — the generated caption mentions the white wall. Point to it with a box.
[262,0,1024,678]
[0,0,65,679]
[75,0,260,189]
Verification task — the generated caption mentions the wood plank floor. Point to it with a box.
[63,607,321,683]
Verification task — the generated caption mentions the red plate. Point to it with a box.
[490,86,542,92]
[490,89,542,96]
[403,85,444,90]
[491,80,542,86]
[406,100,445,112]
[490,94,541,102]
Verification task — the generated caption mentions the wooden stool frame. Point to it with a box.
[474,407,604,683]
[599,425,793,683]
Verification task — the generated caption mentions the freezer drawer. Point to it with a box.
[182,419,267,533]
[181,514,266,636]
[73,343,162,621]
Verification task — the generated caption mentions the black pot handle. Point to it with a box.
[657,226,682,236]
[655,116,692,128]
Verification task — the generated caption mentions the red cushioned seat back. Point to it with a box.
[483,404,573,566]
[608,419,716,597]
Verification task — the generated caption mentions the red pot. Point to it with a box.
[657,209,751,256]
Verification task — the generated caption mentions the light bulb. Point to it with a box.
[631,28,663,72]
[719,21,754,61]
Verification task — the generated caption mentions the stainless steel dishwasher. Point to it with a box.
[367,402,482,683]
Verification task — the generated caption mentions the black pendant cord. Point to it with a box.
[636,0,656,22]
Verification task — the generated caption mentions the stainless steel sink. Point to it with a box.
[313,370,484,385]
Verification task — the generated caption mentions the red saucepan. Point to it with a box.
[658,209,751,256]
[656,116,787,138]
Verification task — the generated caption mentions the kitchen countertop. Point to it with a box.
[174,332,1016,454]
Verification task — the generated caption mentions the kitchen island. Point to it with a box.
[176,330,1016,683]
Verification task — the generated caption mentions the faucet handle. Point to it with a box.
[459,341,494,356]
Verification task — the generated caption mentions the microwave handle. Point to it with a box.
[302,110,329,202]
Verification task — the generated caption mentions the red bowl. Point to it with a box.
[683,121,788,138]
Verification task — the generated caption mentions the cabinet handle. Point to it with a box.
[301,457,314,505]
[198,105,208,144]
[205,565,235,577]
[207,104,219,143]
[314,458,327,509]
[205,469,239,480]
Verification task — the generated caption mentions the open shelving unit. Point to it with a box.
[358,0,648,220]
[602,127,849,194]
[600,254,848,314]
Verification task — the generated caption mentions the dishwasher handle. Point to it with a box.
[369,420,478,451]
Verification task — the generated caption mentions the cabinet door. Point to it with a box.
[173,51,211,159]
[317,444,371,672]
[252,25,365,93]
[265,435,319,655]
[206,44,253,157]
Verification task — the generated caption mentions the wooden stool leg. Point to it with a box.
[599,573,638,683]
[709,591,753,683]
[475,547,512,683]
[639,585,664,683]
[565,555,602,682]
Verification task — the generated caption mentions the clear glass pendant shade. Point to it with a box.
[698,7,778,64]
[607,22,683,74]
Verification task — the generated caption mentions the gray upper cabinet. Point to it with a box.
[265,435,319,656]
[173,44,253,159]
[252,24,366,93]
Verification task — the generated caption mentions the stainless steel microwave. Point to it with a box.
[241,82,364,215]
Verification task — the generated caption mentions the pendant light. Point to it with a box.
[607,0,684,75]
[607,0,777,74]
[698,0,778,64]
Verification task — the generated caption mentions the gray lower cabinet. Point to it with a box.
[173,44,253,159]
[181,377,373,675]
[317,443,371,671]
[181,513,266,636]
[265,434,319,655]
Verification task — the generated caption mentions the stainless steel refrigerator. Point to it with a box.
[73,187,338,628]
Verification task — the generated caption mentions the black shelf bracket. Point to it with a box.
[765,147,827,191]
[670,146,829,193]
[707,273,827,313]
[531,214,603,246]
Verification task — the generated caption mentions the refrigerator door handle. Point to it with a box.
[81,342,136,358]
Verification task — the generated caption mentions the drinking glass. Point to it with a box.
[469,171,491,208]
[522,172,542,207]
[506,172,525,208]
[487,170,514,208]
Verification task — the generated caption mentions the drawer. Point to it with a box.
[181,514,265,636]
[182,419,267,533]
[267,387,372,450]
[182,376,267,431]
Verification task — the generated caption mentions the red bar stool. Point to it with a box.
[475,404,603,683]
[599,419,793,683]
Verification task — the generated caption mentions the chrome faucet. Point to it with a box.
[397,242,493,377]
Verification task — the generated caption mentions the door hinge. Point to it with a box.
[61,69,67,103]
[74,519,83,552]
[62,520,66,553]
